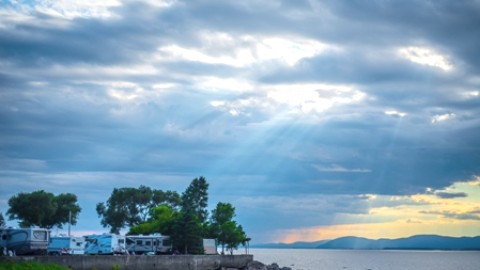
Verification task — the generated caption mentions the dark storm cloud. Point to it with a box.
[0,0,479,242]
[435,191,468,199]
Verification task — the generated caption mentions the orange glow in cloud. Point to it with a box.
[277,219,480,243]
[275,177,480,243]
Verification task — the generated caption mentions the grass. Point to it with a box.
[0,261,70,270]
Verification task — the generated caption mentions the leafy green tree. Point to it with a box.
[128,204,177,236]
[181,176,209,223]
[7,190,81,229]
[211,202,235,225]
[208,202,247,254]
[96,185,180,233]
[223,223,247,255]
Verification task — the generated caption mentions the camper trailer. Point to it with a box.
[0,227,49,255]
[48,236,86,255]
[126,234,172,255]
[84,234,126,255]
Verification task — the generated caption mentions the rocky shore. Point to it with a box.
[246,260,293,270]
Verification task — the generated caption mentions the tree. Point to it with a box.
[181,176,209,223]
[222,222,247,255]
[96,185,180,234]
[128,204,177,236]
[0,212,5,227]
[171,209,203,254]
[7,190,81,229]
[208,202,247,254]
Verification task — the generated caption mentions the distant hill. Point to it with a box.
[253,235,480,250]
[251,240,329,249]
[316,235,480,250]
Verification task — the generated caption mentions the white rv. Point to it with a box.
[0,227,49,255]
[84,234,126,255]
[126,234,172,255]
[48,236,86,255]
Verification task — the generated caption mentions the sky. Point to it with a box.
[0,0,480,244]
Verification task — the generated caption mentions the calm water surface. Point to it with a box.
[250,248,480,270]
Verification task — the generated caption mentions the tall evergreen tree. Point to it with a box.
[181,176,209,223]
[171,210,202,254]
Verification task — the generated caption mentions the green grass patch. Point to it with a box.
[0,261,70,270]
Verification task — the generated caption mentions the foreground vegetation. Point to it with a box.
[0,261,69,270]
[3,176,249,255]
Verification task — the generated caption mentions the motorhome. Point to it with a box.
[0,227,49,255]
[84,234,126,255]
[48,236,86,255]
[126,234,172,255]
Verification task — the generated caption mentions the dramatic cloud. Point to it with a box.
[1,0,480,243]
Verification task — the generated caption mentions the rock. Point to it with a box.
[247,261,293,270]
[267,263,280,270]
[246,260,268,270]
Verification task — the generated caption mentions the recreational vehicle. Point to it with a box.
[84,234,126,255]
[0,227,49,255]
[126,234,172,255]
[48,236,86,255]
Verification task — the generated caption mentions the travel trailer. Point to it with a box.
[84,234,126,255]
[126,234,172,255]
[0,227,49,255]
[48,236,86,255]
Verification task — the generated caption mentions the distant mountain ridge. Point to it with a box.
[253,235,480,250]
[252,240,329,249]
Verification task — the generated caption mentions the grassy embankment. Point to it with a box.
[0,261,69,270]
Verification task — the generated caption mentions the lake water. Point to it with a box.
[249,248,480,270]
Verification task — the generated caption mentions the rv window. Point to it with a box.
[33,231,47,240]
[136,240,143,246]
[118,239,125,244]
[145,241,151,246]
[76,242,82,247]
[126,238,134,245]
[1,235,7,240]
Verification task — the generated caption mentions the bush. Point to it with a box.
[0,261,70,270]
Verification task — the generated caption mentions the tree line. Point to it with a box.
[1,176,249,254]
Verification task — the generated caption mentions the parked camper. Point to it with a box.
[0,227,49,255]
[48,236,86,255]
[126,234,172,255]
[84,234,126,255]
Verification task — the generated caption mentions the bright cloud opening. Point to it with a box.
[107,81,143,101]
[34,0,122,19]
[384,110,407,117]
[209,83,366,117]
[431,113,456,124]
[157,32,333,67]
[266,83,366,114]
[399,46,453,71]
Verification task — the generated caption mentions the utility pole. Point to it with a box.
[68,210,71,237]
